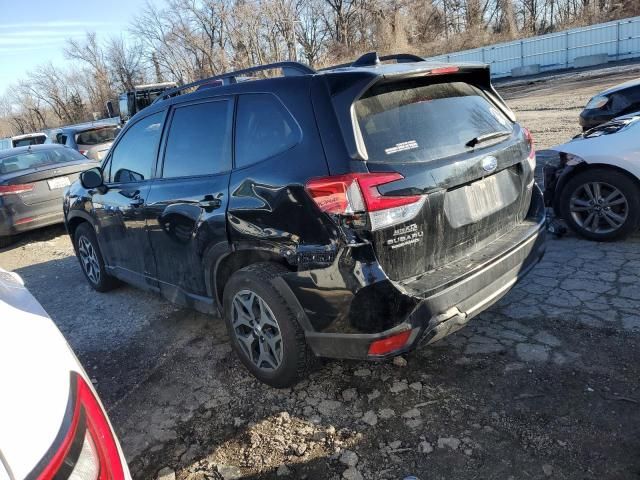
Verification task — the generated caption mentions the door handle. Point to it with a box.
[198,194,223,210]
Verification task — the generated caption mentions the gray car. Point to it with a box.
[0,145,97,247]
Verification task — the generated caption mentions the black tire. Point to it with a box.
[74,223,120,292]
[0,235,13,249]
[222,262,313,388]
[558,167,640,241]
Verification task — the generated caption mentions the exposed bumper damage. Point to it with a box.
[280,185,547,360]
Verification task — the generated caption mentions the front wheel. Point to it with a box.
[559,168,640,241]
[222,263,312,388]
[74,223,120,292]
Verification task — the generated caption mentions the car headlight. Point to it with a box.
[585,95,609,109]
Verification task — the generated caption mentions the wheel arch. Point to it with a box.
[66,211,95,241]
[209,247,291,309]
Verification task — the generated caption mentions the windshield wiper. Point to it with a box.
[465,131,511,148]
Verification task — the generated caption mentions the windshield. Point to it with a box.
[75,127,119,146]
[354,80,512,163]
[0,148,86,175]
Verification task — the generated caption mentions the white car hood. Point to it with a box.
[0,270,81,479]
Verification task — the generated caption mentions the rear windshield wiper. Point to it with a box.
[465,131,511,148]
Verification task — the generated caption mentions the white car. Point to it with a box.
[0,268,131,479]
[544,113,640,241]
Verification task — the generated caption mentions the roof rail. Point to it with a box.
[319,52,426,71]
[153,61,316,104]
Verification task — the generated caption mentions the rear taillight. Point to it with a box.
[522,127,536,172]
[35,373,125,480]
[79,150,88,156]
[0,184,34,196]
[305,173,424,231]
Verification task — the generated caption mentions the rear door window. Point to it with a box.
[108,112,164,183]
[162,99,233,178]
[234,93,301,168]
[354,81,512,163]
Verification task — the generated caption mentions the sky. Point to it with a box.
[0,0,156,93]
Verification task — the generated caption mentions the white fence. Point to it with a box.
[424,16,640,78]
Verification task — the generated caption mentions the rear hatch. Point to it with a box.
[0,149,97,205]
[317,67,535,283]
[75,126,119,160]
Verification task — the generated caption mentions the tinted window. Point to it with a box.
[162,100,232,178]
[108,112,163,183]
[354,81,513,163]
[0,148,87,175]
[235,94,301,168]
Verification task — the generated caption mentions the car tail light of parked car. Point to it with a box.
[0,183,35,196]
[305,172,425,231]
[36,372,125,480]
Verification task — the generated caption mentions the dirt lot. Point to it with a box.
[2,65,640,480]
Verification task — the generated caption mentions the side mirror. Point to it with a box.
[80,167,104,189]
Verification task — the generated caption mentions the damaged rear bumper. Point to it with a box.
[282,185,547,361]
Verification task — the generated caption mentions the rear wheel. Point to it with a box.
[223,263,312,388]
[559,168,640,241]
[74,223,119,292]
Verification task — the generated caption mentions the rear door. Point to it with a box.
[145,97,234,298]
[351,76,533,281]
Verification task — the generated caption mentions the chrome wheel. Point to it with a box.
[570,181,629,234]
[231,289,283,370]
[78,236,101,285]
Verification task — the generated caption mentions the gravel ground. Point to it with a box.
[1,64,640,480]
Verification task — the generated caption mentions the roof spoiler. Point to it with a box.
[320,52,426,71]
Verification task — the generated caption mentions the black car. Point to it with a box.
[63,53,546,387]
[579,78,640,130]
[0,145,98,248]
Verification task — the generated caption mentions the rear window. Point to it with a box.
[0,148,86,175]
[354,81,512,163]
[12,135,47,148]
[75,127,119,146]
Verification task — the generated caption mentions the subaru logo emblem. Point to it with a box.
[481,156,498,173]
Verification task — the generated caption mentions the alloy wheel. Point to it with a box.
[231,289,283,370]
[78,236,101,285]
[569,181,629,234]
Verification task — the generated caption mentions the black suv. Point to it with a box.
[64,53,546,387]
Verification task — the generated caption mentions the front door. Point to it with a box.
[91,111,166,289]
[145,97,233,302]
